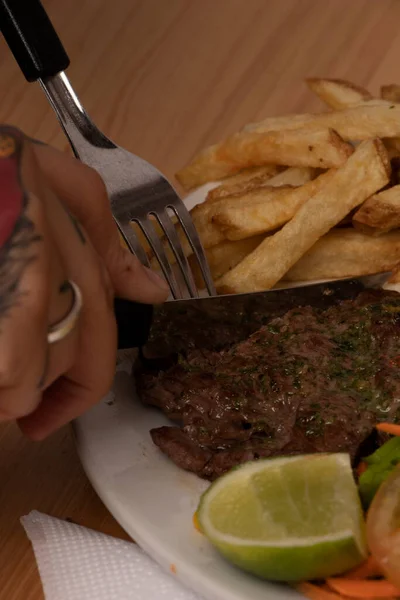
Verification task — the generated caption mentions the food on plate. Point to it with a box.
[206,165,316,202]
[190,425,400,590]
[206,165,284,201]
[211,169,335,241]
[325,577,400,597]
[194,425,400,589]
[381,83,400,103]
[196,454,367,581]
[188,235,265,287]
[283,229,400,282]
[189,226,400,288]
[149,165,323,271]
[216,139,389,294]
[161,78,400,294]
[191,166,321,248]
[187,202,225,250]
[358,436,400,508]
[175,127,352,189]
[353,185,400,234]
[140,78,400,591]
[367,463,400,588]
[306,77,372,109]
[138,289,400,480]
[244,101,400,139]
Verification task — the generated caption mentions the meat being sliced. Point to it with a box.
[137,289,400,480]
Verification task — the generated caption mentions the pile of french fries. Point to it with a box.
[163,79,400,294]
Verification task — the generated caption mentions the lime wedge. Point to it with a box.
[197,454,367,581]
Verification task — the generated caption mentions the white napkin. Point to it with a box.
[21,511,205,600]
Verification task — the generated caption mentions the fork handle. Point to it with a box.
[0,0,70,81]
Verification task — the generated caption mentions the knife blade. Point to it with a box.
[130,271,392,355]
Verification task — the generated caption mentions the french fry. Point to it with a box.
[384,139,400,160]
[188,235,265,286]
[389,267,400,284]
[212,170,336,240]
[283,229,400,282]
[306,78,372,110]
[206,165,283,202]
[381,84,400,103]
[148,212,220,271]
[216,139,390,294]
[377,85,400,153]
[245,101,400,140]
[208,166,318,203]
[149,199,228,272]
[131,218,167,256]
[353,184,400,235]
[149,191,268,272]
[196,167,319,245]
[263,166,319,187]
[190,202,226,249]
[176,128,352,190]
[149,167,285,267]
[150,169,318,270]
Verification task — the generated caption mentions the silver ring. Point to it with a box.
[47,280,83,344]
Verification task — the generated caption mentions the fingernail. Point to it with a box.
[143,266,170,292]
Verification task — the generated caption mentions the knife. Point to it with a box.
[140,272,392,356]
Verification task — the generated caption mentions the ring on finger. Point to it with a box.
[47,280,83,344]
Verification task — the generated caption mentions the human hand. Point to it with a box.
[0,126,169,440]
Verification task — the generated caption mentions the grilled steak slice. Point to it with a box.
[137,289,400,480]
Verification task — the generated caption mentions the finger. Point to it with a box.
[18,173,117,439]
[31,142,169,303]
[41,252,80,389]
[0,128,75,419]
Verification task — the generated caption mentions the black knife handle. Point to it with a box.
[0,0,70,82]
[114,298,153,349]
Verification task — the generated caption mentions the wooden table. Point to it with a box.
[2,0,400,597]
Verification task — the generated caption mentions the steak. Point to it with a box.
[137,289,400,480]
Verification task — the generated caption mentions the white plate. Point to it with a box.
[74,352,300,600]
[74,183,397,600]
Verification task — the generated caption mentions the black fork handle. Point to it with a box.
[0,0,70,81]
[0,0,154,348]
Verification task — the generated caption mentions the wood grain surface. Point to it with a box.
[2,0,400,598]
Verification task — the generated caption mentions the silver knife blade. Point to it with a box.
[143,272,393,358]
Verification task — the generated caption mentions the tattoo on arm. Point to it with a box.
[0,126,41,322]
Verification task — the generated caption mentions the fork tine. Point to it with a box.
[169,203,216,296]
[154,211,199,298]
[135,218,181,299]
[117,221,150,267]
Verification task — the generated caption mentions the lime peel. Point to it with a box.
[197,453,367,581]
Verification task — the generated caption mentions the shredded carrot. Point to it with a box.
[295,582,344,600]
[376,423,400,436]
[357,462,367,477]
[326,577,400,598]
[343,556,382,580]
[170,563,177,575]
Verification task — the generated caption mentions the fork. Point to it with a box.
[0,0,216,300]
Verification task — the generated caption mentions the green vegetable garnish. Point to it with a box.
[358,436,400,508]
